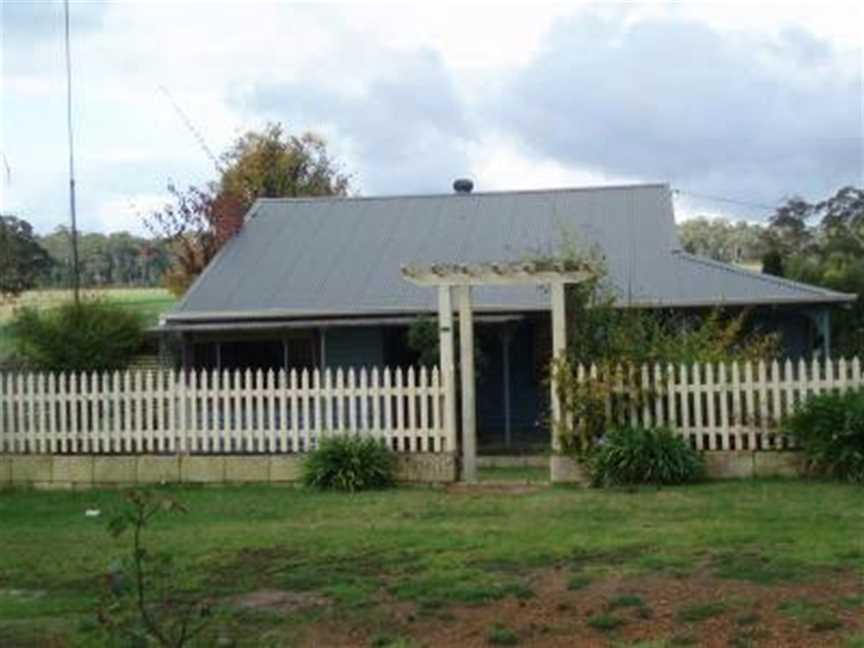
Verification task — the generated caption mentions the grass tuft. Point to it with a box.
[486,623,519,645]
[608,593,644,609]
[676,601,727,623]
[587,612,624,632]
[566,574,591,591]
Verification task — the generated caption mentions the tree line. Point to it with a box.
[0,220,172,295]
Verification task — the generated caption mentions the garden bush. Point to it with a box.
[303,435,395,492]
[9,298,145,372]
[587,426,704,487]
[784,389,864,483]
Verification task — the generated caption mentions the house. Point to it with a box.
[158,182,854,450]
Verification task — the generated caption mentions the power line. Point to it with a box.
[64,0,81,305]
[672,189,777,211]
[157,85,223,173]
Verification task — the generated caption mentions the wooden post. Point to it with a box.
[550,281,567,451]
[437,285,457,453]
[457,285,477,482]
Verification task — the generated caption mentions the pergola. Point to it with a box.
[402,261,594,481]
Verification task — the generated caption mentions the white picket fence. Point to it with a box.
[574,357,864,451]
[0,366,450,455]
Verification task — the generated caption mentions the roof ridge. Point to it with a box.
[254,182,670,205]
[674,251,855,299]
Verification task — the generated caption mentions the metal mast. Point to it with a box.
[64,0,81,304]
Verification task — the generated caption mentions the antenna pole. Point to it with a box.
[64,0,81,305]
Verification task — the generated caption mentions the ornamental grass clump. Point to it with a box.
[588,426,704,487]
[784,389,864,483]
[303,435,396,492]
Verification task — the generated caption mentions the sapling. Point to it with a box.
[99,489,210,647]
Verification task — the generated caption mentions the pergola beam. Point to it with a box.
[402,262,592,287]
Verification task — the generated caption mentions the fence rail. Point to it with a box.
[0,366,449,455]
[574,357,864,451]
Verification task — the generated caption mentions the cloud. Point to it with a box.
[2,3,862,234]
[0,0,107,45]
[491,13,863,213]
[240,48,474,195]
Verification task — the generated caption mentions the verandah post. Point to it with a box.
[550,281,567,452]
[456,284,477,482]
[437,285,457,453]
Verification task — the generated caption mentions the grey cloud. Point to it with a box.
[238,48,475,195]
[1,0,107,44]
[492,13,863,212]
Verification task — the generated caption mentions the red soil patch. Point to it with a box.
[227,589,328,613]
[309,569,864,647]
[445,483,546,495]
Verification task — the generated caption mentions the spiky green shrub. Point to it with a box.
[784,389,864,483]
[303,435,395,492]
[9,299,145,372]
[587,426,704,487]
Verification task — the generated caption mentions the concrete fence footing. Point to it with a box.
[0,453,458,489]
[549,451,806,484]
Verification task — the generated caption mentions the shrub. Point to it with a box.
[784,389,864,483]
[9,299,145,371]
[303,435,395,492]
[587,426,704,487]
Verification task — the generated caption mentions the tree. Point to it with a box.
[678,217,765,263]
[36,227,171,288]
[763,186,864,354]
[0,215,53,301]
[761,250,784,277]
[145,184,244,295]
[146,124,351,296]
[219,124,350,210]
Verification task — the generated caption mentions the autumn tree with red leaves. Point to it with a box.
[147,123,350,296]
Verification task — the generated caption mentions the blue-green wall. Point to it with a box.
[324,327,385,369]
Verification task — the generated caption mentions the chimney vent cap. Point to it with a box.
[453,178,474,194]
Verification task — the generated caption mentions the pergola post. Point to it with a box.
[550,282,567,452]
[437,285,457,453]
[456,285,477,482]
[402,261,590,482]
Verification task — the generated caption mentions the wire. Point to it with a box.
[673,189,777,211]
[157,85,223,173]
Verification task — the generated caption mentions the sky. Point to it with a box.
[0,0,862,235]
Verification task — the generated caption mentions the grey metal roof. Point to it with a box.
[166,183,853,323]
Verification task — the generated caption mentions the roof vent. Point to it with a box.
[453,178,474,194]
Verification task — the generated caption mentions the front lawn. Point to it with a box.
[0,480,862,646]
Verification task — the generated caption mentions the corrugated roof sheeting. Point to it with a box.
[168,184,851,321]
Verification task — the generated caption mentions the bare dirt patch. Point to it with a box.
[226,589,329,614]
[445,483,546,495]
[310,569,864,647]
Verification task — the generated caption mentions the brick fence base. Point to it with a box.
[0,452,458,489]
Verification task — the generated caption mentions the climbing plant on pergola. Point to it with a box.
[402,261,594,482]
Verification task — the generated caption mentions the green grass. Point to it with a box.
[0,480,861,645]
[777,597,844,632]
[566,574,592,591]
[486,623,520,645]
[609,594,645,609]
[846,634,864,648]
[477,466,549,482]
[587,612,625,631]
[0,287,175,361]
[676,601,728,623]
